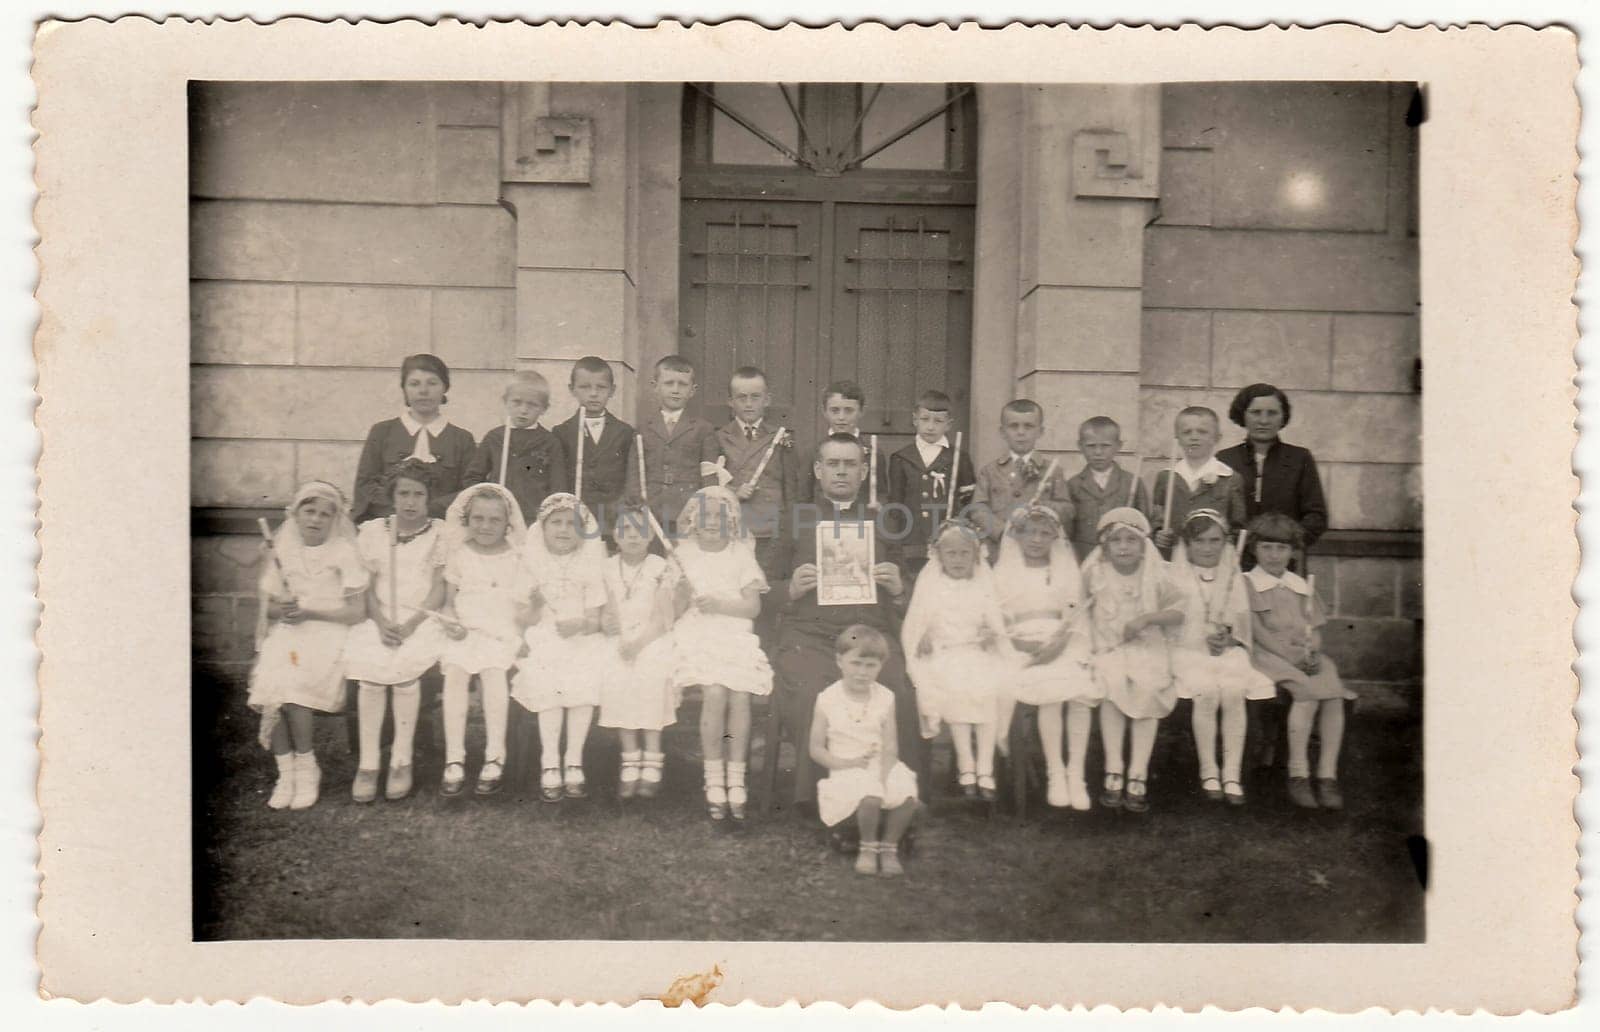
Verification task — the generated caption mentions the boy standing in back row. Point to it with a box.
[971,399,1075,549]
[553,356,635,543]
[1065,415,1151,561]
[625,354,722,537]
[885,389,975,579]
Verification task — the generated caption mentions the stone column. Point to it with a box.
[1013,84,1160,457]
[500,82,640,419]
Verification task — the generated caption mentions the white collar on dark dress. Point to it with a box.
[1245,566,1310,595]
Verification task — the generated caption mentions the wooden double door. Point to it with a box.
[679,198,975,461]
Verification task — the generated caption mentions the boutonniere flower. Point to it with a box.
[777,432,794,450]
[1022,459,1043,482]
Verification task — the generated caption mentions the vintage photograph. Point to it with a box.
[187,78,1427,940]
[188,79,1424,945]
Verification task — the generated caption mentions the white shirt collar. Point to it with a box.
[1009,450,1035,466]
[1174,455,1235,491]
[661,408,682,426]
[1092,467,1113,489]
[583,411,606,425]
[915,436,949,464]
[399,410,451,437]
[736,417,764,434]
[1245,566,1310,595]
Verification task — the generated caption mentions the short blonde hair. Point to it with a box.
[504,370,551,405]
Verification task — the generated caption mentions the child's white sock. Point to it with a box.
[480,670,509,765]
[1099,705,1127,776]
[975,722,997,778]
[1220,694,1247,784]
[1066,703,1092,782]
[1128,718,1157,781]
[1287,699,1316,779]
[563,705,594,769]
[641,750,665,784]
[703,759,726,790]
[1191,697,1220,782]
[726,760,748,805]
[1315,700,1345,780]
[290,749,320,810]
[356,681,387,771]
[268,752,295,809]
[389,680,420,768]
[538,708,563,770]
[442,669,470,766]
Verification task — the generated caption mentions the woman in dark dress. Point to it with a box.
[1216,383,1328,550]
[352,353,477,523]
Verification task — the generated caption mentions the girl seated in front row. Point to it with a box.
[343,459,449,803]
[513,493,610,802]
[1244,512,1354,811]
[437,483,528,799]
[1168,509,1275,806]
[995,505,1098,811]
[809,624,919,878]
[598,506,681,799]
[671,486,773,823]
[249,481,369,810]
[1080,507,1186,814]
[902,520,1017,802]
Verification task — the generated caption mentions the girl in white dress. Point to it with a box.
[1170,509,1275,806]
[809,624,918,878]
[995,505,1098,811]
[1081,507,1186,815]
[598,505,680,799]
[248,481,368,810]
[437,483,529,799]
[343,459,448,803]
[513,492,610,803]
[671,486,772,822]
[902,520,1018,802]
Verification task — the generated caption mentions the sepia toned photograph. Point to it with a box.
[188,77,1424,944]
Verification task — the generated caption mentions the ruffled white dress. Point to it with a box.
[902,557,1017,729]
[512,548,610,711]
[1169,551,1276,703]
[598,554,680,730]
[999,565,1099,706]
[440,544,527,674]
[671,541,774,697]
[343,518,449,685]
[814,681,919,827]
[248,538,368,717]
[1083,544,1185,720]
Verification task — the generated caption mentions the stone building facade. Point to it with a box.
[191,81,1421,699]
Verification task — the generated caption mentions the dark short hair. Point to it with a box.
[570,356,615,386]
[384,458,436,503]
[915,389,952,413]
[1247,511,1305,549]
[731,365,767,390]
[835,623,890,659]
[400,353,451,404]
[655,354,697,379]
[1002,398,1044,421]
[1079,415,1121,438]
[1228,382,1293,429]
[823,381,865,406]
[815,432,867,463]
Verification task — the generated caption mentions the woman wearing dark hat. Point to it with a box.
[353,354,478,522]
[1216,383,1328,551]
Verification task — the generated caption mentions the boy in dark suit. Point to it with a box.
[624,355,722,537]
[553,355,635,544]
[884,389,975,579]
[1065,415,1152,561]
[716,366,802,646]
[463,370,568,525]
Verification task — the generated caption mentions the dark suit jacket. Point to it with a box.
[624,410,722,531]
[1216,439,1329,548]
[553,411,635,531]
[884,440,976,563]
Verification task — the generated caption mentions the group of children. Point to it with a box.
[246,352,1352,880]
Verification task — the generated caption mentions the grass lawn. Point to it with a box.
[193,674,1423,942]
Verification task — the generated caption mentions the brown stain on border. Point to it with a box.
[659,963,723,1007]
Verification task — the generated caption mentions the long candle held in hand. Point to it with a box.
[643,506,698,596]
[1305,573,1318,622]
[636,434,649,508]
[1026,456,1060,507]
[256,517,292,598]
[574,409,587,504]
[498,412,512,486]
[868,435,879,510]
[747,427,786,487]
[388,514,400,626]
[946,431,963,521]
[1213,529,1247,626]
[1163,439,1178,532]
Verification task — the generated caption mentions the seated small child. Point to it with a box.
[808,624,919,878]
[902,520,1018,801]
[1244,512,1355,811]
[1168,509,1275,806]
[1081,507,1186,815]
